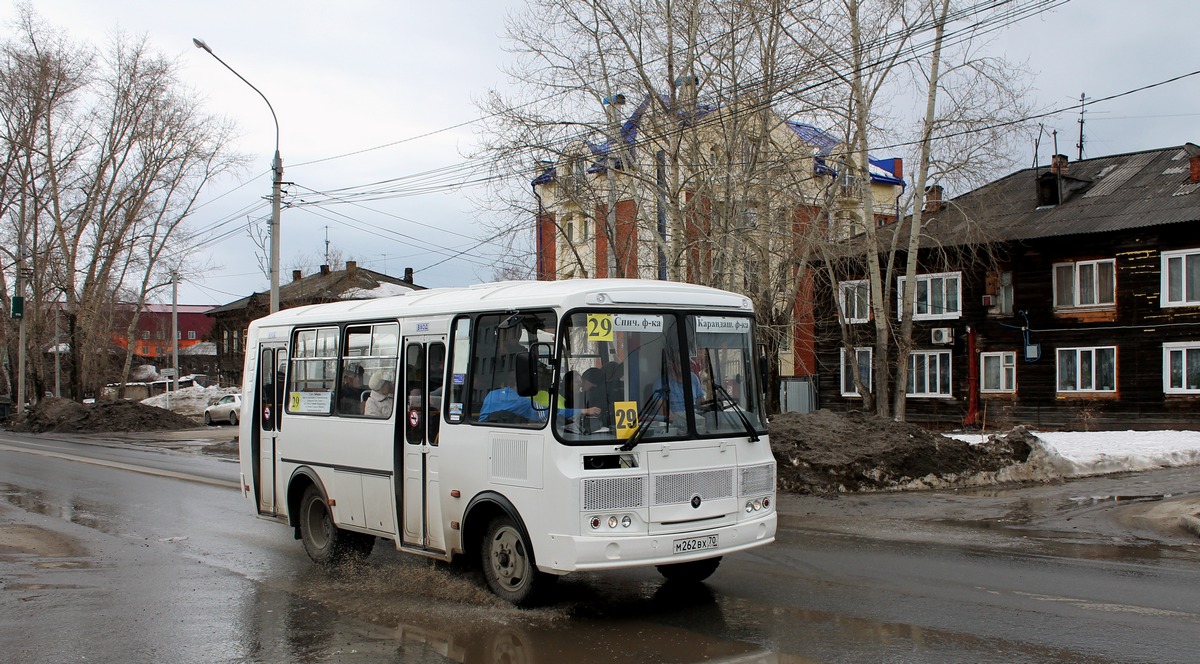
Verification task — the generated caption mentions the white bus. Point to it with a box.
[238,279,776,605]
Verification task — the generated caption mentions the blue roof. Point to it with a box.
[531,102,904,186]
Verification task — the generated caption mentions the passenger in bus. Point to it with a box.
[364,371,395,417]
[339,364,366,413]
[651,359,705,416]
[481,372,600,424]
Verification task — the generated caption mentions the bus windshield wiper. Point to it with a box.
[711,384,760,442]
[619,387,665,451]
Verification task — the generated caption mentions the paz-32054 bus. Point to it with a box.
[238,279,776,605]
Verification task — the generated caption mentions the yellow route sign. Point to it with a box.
[586,314,614,342]
[613,400,638,439]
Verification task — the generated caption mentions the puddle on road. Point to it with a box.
[0,482,117,534]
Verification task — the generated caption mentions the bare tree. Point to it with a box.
[0,7,241,401]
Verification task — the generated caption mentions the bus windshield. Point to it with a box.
[555,310,766,444]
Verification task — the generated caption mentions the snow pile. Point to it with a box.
[141,384,240,417]
[947,429,1200,483]
[342,283,416,299]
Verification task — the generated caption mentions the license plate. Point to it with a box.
[672,534,718,554]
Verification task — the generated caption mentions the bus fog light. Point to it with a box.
[753,499,762,511]
[590,516,601,530]
[608,516,619,529]
[745,501,753,513]
[621,515,631,528]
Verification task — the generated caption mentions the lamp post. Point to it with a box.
[193,38,283,314]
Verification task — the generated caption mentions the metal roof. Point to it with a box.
[923,146,1200,244]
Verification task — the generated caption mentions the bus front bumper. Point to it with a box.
[537,513,776,573]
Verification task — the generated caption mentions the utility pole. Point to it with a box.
[193,38,283,313]
[171,271,180,400]
[14,234,27,413]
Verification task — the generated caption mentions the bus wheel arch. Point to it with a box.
[288,469,374,565]
[462,492,555,607]
[286,467,324,536]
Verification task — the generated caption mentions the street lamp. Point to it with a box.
[193,37,283,314]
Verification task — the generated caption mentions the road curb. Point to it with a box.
[1181,513,1200,538]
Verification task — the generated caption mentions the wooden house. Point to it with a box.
[817,147,1200,430]
[206,261,422,385]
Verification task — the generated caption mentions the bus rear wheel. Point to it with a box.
[299,485,374,565]
[656,556,721,583]
[480,515,553,607]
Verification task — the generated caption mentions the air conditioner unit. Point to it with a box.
[931,327,955,345]
[981,294,996,307]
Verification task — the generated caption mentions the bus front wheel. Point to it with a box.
[656,556,721,583]
[480,515,553,606]
[299,485,374,565]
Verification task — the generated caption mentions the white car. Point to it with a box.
[204,394,242,426]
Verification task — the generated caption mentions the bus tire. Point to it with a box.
[299,485,369,566]
[656,556,721,583]
[480,515,553,606]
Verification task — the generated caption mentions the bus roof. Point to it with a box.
[248,279,753,328]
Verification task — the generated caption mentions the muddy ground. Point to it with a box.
[5,400,1034,494]
[4,397,199,435]
[768,410,1033,495]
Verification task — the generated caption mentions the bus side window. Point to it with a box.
[446,317,471,424]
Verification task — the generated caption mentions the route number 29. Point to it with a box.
[613,400,638,439]
[586,314,614,342]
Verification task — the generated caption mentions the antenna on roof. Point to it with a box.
[1076,93,1089,160]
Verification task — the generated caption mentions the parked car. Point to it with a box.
[204,394,242,426]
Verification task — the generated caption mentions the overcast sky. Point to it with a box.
[5,0,1200,306]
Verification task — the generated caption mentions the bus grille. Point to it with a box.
[739,463,776,495]
[653,469,734,506]
[582,477,646,511]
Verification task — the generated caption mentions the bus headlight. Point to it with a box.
[608,516,619,529]
[621,515,632,528]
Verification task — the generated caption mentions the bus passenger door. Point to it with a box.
[400,338,446,552]
[255,344,287,516]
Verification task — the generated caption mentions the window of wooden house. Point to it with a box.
[907,350,952,397]
[981,351,1016,393]
[1161,248,1200,307]
[840,347,872,397]
[1053,259,1115,309]
[897,272,962,321]
[838,280,870,324]
[1163,342,1200,394]
[1056,346,1117,393]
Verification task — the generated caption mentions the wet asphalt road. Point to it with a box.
[2,430,1200,663]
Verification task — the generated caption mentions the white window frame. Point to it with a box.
[838,280,870,324]
[1161,248,1200,307]
[1163,341,1200,394]
[1053,259,1116,309]
[840,347,872,397]
[907,350,953,397]
[980,351,1016,393]
[1056,346,1117,393]
[897,272,962,321]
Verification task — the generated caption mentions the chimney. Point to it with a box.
[346,260,357,275]
[319,264,330,276]
[1051,153,1069,174]
[403,267,414,283]
[891,157,903,181]
[292,269,303,282]
[923,184,945,213]
[1185,143,1200,183]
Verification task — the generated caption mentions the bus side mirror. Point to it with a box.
[514,351,537,396]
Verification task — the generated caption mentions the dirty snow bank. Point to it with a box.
[141,385,240,418]
[933,429,1200,489]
